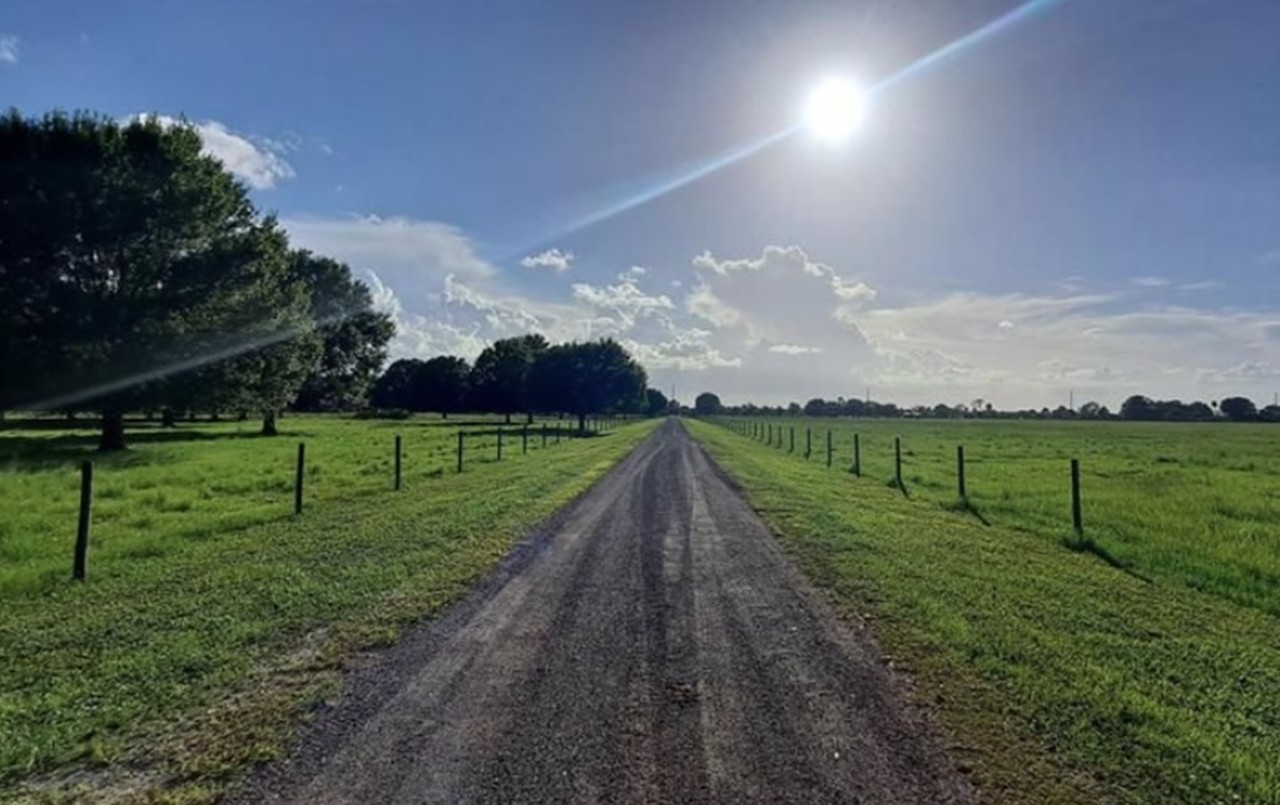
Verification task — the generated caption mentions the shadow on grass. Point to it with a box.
[940,498,992,526]
[1061,532,1154,584]
[0,428,268,473]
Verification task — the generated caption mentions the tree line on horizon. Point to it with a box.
[366,335,660,432]
[691,392,1280,423]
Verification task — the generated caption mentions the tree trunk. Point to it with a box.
[237,410,248,421]
[262,410,279,436]
[505,412,512,424]
[526,411,534,424]
[65,410,76,422]
[577,412,587,434]
[99,408,126,451]
[210,410,221,422]
[442,412,448,420]
[161,407,176,428]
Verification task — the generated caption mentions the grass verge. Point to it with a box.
[688,419,1280,805]
[0,418,657,802]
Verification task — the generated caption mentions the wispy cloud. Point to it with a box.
[520,248,575,273]
[0,35,19,64]
[1130,276,1169,288]
[1176,280,1221,291]
[1257,249,1280,266]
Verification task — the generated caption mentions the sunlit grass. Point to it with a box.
[692,418,1280,804]
[723,417,1280,617]
[0,413,655,796]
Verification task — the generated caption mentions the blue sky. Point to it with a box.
[3,0,1278,408]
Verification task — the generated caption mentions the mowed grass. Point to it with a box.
[0,414,656,799]
[690,419,1280,804]
[0,413,586,596]
[730,417,1280,618]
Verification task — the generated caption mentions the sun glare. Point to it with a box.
[803,78,868,143]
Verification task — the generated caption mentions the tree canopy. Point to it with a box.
[694,392,723,416]
[0,110,396,447]
[469,334,548,422]
[290,251,394,413]
[528,339,646,431]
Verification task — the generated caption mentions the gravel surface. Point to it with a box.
[238,419,974,804]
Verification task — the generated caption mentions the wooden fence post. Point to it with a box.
[542,422,548,448]
[497,428,504,461]
[805,428,811,459]
[72,460,93,581]
[395,434,402,490]
[789,427,795,453]
[827,430,833,468]
[457,431,464,473]
[1071,458,1083,534]
[523,425,529,455]
[294,442,305,515]
[894,437,907,496]
[957,445,966,501]
[853,434,861,476]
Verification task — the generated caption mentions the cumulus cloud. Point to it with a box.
[135,115,295,189]
[0,35,18,63]
[520,248,574,273]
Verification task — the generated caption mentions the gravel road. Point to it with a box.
[240,418,973,804]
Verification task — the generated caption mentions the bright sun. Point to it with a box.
[804,78,868,143]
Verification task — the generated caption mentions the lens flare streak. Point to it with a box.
[521,0,1064,249]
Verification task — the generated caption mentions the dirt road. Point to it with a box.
[242,419,972,804]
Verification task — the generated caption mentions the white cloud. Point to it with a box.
[0,35,18,64]
[136,115,294,189]
[519,248,574,273]
[1131,276,1170,288]
[685,283,741,328]
[1176,280,1221,291]
[1257,249,1280,265]
[769,344,823,355]
[857,293,1280,407]
[283,215,496,290]
[572,277,674,330]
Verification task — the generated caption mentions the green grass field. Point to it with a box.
[724,417,1280,618]
[0,413,656,800]
[692,417,1280,804]
[0,413,591,596]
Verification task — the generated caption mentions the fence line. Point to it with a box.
[718,417,1089,540]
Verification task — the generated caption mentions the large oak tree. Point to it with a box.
[0,111,317,449]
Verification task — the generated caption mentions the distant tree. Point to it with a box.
[0,111,312,450]
[370,358,423,410]
[787,402,802,415]
[1259,405,1280,423]
[1078,401,1103,419]
[290,252,395,412]
[645,387,669,417]
[469,334,549,423]
[1120,395,1155,421]
[695,392,723,416]
[529,339,646,432]
[803,398,827,417]
[417,356,471,417]
[1219,396,1258,422]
